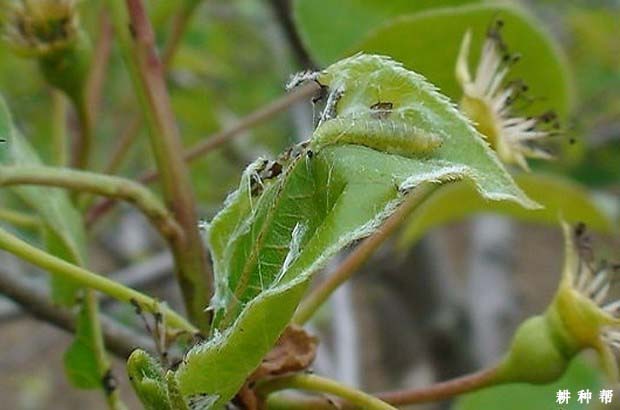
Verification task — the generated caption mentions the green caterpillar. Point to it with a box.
[311,116,443,158]
[300,61,444,158]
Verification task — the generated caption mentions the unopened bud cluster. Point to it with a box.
[4,0,80,56]
[3,0,91,103]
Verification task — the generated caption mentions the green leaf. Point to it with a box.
[44,229,83,306]
[293,0,479,65]
[64,299,102,389]
[172,54,536,408]
[354,4,574,119]
[398,173,616,248]
[454,355,601,410]
[568,8,620,71]
[0,95,102,391]
[0,95,86,304]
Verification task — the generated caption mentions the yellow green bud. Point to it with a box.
[38,30,91,104]
[127,349,173,410]
[3,0,80,56]
[494,223,620,385]
[495,315,573,384]
[3,0,91,104]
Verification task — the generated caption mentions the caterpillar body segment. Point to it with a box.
[311,117,443,158]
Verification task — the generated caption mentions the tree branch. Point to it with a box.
[265,367,499,409]
[0,208,40,230]
[0,252,174,322]
[0,267,154,359]
[86,10,114,126]
[0,226,196,332]
[51,90,68,166]
[266,0,316,69]
[160,0,203,67]
[86,82,319,225]
[71,90,94,170]
[103,116,142,175]
[140,81,320,183]
[374,367,499,405]
[107,0,213,330]
[101,0,203,177]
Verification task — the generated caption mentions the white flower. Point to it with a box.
[456,22,557,171]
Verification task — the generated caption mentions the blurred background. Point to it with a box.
[0,0,618,409]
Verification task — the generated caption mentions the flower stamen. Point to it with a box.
[456,20,561,171]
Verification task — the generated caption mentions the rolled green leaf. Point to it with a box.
[173,54,535,409]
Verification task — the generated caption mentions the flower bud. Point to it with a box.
[127,349,173,410]
[3,0,91,104]
[495,315,574,384]
[495,223,620,384]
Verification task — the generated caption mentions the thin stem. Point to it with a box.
[293,184,440,325]
[375,367,499,405]
[0,208,40,230]
[86,10,114,126]
[265,393,334,410]
[51,90,68,166]
[68,8,111,175]
[106,388,127,410]
[257,374,397,410]
[105,385,127,410]
[0,266,155,358]
[267,0,316,69]
[160,0,202,68]
[72,95,94,170]
[83,290,128,410]
[141,82,320,184]
[103,116,142,175]
[85,291,108,370]
[82,116,142,211]
[265,367,500,409]
[0,252,174,324]
[86,82,319,225]
[100,0,200,176]
[0,165,182,241]
[0,226,196,332]
[108,0,212,330]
